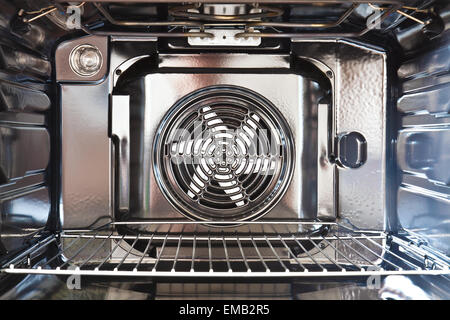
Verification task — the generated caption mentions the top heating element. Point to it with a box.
[153,85,294,223]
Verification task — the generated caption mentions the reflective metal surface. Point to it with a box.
[293,39,388,230]
[396,27,450,256]
[58,38,390,247]
[58,36,158,229]
[0,126,49,182]
[0,5,52,255]
[158,53,290,69]
[111,95,130,212]
[0,80,50,113]
[123,68,324,228]
[60,80,112,228]
[317,103,334,221]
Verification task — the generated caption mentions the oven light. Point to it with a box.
[69,44,103,77]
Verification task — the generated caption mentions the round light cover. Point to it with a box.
[69,44,103,77]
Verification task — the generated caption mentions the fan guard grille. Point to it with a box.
[154,85,294,222]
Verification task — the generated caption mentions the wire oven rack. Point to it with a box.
[2,220,449,278]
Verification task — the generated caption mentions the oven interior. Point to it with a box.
[0,0,449,299]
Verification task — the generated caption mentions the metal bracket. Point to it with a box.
[188,29,261,46]
[111,95,130,212]
[317,103,335,221]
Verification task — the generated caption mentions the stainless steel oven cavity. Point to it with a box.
[1,1,448,300]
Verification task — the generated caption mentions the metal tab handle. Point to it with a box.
[111,95,130,212]
[336,131,367,169]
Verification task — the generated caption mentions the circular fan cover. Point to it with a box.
[154,85,294,222]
